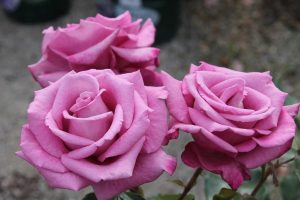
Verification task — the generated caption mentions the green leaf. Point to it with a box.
[147,194,194,200]
[82,193,97,200]
[111,192,146,200]
[213,188,257,200]
[213,188,237,200]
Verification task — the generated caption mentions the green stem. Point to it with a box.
[178,168,202,200]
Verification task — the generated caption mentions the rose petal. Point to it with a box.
[61,137,145,183]
[196,62,287,128]
[140,68,163,86]
[19,125,67,173]
[67,105,124,160]
[51,73,100,128]
[46,112,94,148]
[182,142,250,189]
[253,109,296,148]
[98,92,150,161]
[188,108,255,136]
[71,89,109,118]
[28,47,69,87]
[17,150,90,190]
[67,144,98,159]
[38,168,90,191]
[235,140,257,152]
[196,74,255,115]
[45,20,115,55]
[98,73,134,129]
[94,104,124,152]
[92,11,132,28]
[136,19,155,47]
[171,122,237,156]
[143,86,168,153]
[243,87,271,114]
[28,76,69,157]
[252,83,287,130]
[221,107,275,122]
[285,103,300,118]
[35,71,68,87]
[111,46,160,64]
[67,29,119,70]
[118,71,148,102]
[161,71,190,123]
[191,127,238,157]
[185,74,234,126]
[63,110,113,141]
[92,149,176,200]
[238,139,293,169]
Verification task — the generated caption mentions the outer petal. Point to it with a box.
[136,19,155,47]
[28,47,69,87]
[61,137,145,183]
[189,108,255,136]
[35,71,68,87]
[92,149,176,200]
[67,29,119,70]
[249,81,287,130]
[45,20,115,55]
[161,71,190,123]
[28,75,69,157]
[38,169,90,191]
[112,46,160,63]
[143,86,168,153]
[253,109,296,148]
[191,128,238,157]
[285,103,300,118]
[182,142,250,189]
[19,125,67,173]
[92,11,132,28]
[118,71,147,102]
[140,68,163,86]
[16,150,90,191]
[238,139,293,169]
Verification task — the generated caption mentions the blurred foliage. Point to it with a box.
[167,179,187,188]
[148,194,194,200]
[82,193,97,200]
[213,188,256,200]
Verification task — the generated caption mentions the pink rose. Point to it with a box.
[162,62,299,189]
[17,69,176,200]
[29,11,160,87]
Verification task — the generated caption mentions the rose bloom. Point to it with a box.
[29,11,160,87]
[162,62,299,189]
[17,69,176,200]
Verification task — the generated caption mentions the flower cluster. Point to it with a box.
[18,12,300,200]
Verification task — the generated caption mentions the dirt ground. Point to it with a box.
[0,0,299,199]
